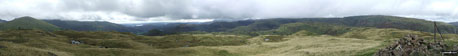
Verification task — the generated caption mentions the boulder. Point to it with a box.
[374,34,446,56]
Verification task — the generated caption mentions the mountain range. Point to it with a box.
[145,15,456,36]
[43,20,141,33]
[1,15,458,56]
[0,15,456,36]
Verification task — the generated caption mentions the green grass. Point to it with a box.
[0,27,457,56]
[3,15,458,56]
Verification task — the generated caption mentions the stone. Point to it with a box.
[71,40,81,44]
[374,34,446,56]
[264,38,270,41]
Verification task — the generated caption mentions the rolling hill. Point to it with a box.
[335,15,455,33]
[1,27,457,56]
[153,15,456,36]
[44,20,141,33]
[1,15,458,56]
[0,16,61,31]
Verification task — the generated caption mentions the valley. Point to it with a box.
[0,15,458,56]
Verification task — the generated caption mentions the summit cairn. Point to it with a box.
[374,34,451,56]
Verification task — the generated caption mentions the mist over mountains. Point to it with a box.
[2,14,458,56]
[3,0,458,56]
[0,0,457,23]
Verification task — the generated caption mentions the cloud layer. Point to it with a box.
[0,0,457,23]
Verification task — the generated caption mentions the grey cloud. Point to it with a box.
[58,0,259,19]
[0,0,457,23]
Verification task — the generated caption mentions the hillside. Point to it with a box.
[450,22,458,25]
[44,20,141,33]
[0,16,60,31]
[1,27,457,56]
[0,15,457,56]
[156,15,456,36]
[336,15,455,33]
[449,22,458,27]
[230,15,456,35]
[128,23,197,33]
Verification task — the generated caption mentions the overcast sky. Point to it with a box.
[0,0,457,23]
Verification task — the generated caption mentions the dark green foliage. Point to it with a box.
[158,20,254,33]
[44,20,141,33]
[144,29,164,36]
[202,20,255,32]
[229,19,303,33]
[129,23,192,33]
[260,22,351,35]
[99,40,135,48]
[151,20,255,34]
[0,16,61,31]
[168,24,198,33]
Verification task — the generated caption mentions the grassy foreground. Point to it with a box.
[0,28,458,56]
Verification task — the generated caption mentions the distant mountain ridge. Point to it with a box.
[149,15,456,36]
[0,16,61,31]
[43,20,141,33]
[0,15,453,36]
[0,17,142,33]
[449,22,458,26]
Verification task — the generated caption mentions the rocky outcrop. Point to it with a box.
[374,34,449,56]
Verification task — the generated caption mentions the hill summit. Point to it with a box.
[0,16,60,31]
[43,20,141,32]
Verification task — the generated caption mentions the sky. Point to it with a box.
[0,0,457,24]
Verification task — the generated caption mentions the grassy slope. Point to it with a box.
[0,30,250,56]
[201,28,438,56]
[339,15,456,33]
[1,27,457,56]
[0,17,60,31]
[205,35,381,56]
[177,15,456,36]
